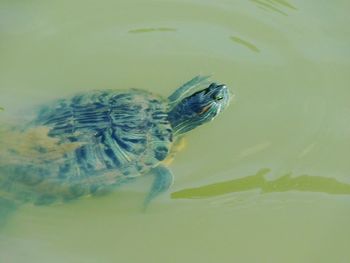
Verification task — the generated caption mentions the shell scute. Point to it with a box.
[1,89,175,204]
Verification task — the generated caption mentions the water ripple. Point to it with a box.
[229,36,260,53]
[251,0,297,16]
[128,27,177,34]
[172,169,350,199]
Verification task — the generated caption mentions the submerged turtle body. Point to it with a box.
[35,89,173,178]
[0,76,231,207]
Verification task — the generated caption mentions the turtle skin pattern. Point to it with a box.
[0,89,173,205]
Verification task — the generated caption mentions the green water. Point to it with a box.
[1,0,350,262]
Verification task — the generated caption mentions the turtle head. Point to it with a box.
[168,83,231,136]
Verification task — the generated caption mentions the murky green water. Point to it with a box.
[1,0,350,262]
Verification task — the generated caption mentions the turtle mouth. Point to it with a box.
[213,85,231,113]
[196,84,231,118]
[198,104,212,115]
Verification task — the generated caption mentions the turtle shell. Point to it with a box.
[0,89,173,204]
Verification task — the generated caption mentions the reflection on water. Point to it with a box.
[172,169,350,199]
[229,36,260,53]
[128,28,177,34]
[251,0,297,16]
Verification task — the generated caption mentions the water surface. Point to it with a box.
[1,0,350,262]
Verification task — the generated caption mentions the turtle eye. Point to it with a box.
[214,94,224,101]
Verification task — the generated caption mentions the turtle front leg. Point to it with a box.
[144,165,173,208]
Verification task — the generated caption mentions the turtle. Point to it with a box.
[0,76,231,212]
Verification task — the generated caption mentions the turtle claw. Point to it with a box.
[143,165,173,210]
